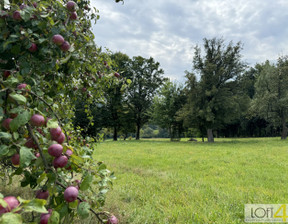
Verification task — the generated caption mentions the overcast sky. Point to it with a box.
[91,0,288,81]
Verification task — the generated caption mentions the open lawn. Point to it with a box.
[95,138,288,224]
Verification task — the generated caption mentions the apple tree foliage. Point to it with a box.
[0,0,121,223]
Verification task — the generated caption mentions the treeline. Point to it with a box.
[74,37,288,142]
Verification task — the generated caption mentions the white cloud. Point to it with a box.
[91,0,288,80]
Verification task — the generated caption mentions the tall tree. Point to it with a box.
[126,56,166,140]
[252,57,288,139]
[181,38,246,142]
[105,52,131,140]
[151,80,186,140]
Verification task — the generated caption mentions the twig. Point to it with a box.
[26,123,50,171]
[28,91,70,145]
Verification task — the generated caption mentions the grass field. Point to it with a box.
[95,138,288,224]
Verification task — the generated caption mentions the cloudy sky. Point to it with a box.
[91,0,288,81]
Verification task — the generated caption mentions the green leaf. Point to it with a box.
[126,79,132,84]
[0,198,8,208]
[20,10,31,22]
[68,200,78,209]
[0,145,9,156]
[20,146,36,168]
[9,93,27,104]
[37,172,47,184]
[0,107,4,120]
[9,110,30,131]
[80,173,93,191]
[98,163,107,171]
[48,211,60,224]
[13,132,19,140]
[22,198,48,213]
[59,54,72,64]
[3,77,19,86]
[47,119,58,129]
[55,202,69,219]
[70,154,84,165]
[0,213,22,224]
[0,132,12,140]
[77,202,90,219]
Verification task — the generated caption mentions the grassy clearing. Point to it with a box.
[95,138,288,224]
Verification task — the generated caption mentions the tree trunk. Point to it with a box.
[113,127,117,141]
[207,129,214,142]
[281,117,287,140]
[136,124,140,140]
[169,126,172,141]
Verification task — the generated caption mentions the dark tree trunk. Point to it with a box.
[207,128,214,142]
[136,124,140,140]
[113,127,117,141]
[281,116,287,140]
[168,126,172,141]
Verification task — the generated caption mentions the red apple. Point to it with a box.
[29,43,37,52]
[20,3,27,10]
[0,196,20,214]
[53,155,68,168]
[17,83,27,90]
[2,118,12,130]
[10,113,18,119]
[70,12,77,20]
[50,127,62,140]
[108,215,119,224]
[52,34,64,46]
[65,149,73,157]
[114,72,120,78]
[13,11,21,20]
[30,114,45,127]
[11,154,20,166]
[60,41,70,52]
[36,190,49,200]
[66,1,77,12]
[3,70,10,78]
[64,186,78,203]
[25,138,38,149]
[56,132,65,144]
[40,212,51,224]
[48,144,63,157]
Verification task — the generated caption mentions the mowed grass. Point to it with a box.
[94,138,288,224]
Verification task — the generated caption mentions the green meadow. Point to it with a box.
[95,138,288,224]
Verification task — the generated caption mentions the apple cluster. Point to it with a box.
[52,34,71,52]
[67,1,78,20]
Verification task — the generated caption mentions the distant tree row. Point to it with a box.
[74,37,288,142]
[73,53,167,141]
